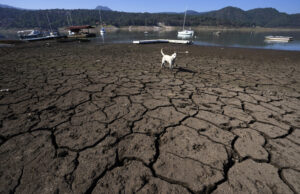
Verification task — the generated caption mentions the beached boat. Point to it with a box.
[178,9,194,37]
[17,13,65,42]
[133,39,192,44]
[17,30,43,40]
[17,30,63,41]
[265,36,293,42]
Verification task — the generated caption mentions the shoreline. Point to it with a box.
[1,25,300,35]
[1,39,300,52]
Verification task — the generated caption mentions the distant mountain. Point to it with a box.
[158,10,206,15]
[0,6,299,29]
[0,3,23,9]
[200,6,300,27]
[186,10,201,15]
[246,8,289,27]
[186,10,208,15]
[204,6,251,26]
[95,5,112,11]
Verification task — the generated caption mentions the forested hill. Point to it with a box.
[0,6,299,29]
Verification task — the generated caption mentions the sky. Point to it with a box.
[1,0,300,14]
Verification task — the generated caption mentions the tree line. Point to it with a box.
[0,7,299,30]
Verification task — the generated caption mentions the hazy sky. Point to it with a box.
[1,0,300,14]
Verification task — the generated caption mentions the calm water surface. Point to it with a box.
[94,30,300,51]
[1,30,300,51]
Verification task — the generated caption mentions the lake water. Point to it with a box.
[1,30,300,51]
[93,30,300,51]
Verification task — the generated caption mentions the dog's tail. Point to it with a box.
[161,49,165,56]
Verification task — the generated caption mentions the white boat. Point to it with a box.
[17,30,61,41]
[17,30,43,40]
[133,39,192,44]
[100,28,106,35]
[213,31,221,36]
[265,36,293,42]
[178,9,194,37]
[99,10,106,35]
[178,30,194,36]
[18,13,63,41]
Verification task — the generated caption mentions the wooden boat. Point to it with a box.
[67,25,96,38]
[68,33,96,38]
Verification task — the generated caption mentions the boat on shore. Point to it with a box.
[265,36,293,42]
[17,30,65,41]
[17,30,43,40]
[133,39,192,44]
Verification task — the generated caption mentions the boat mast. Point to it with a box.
[99,9,103,28]
[66,14,71,26]
[69,12,73,26]
[46,13,53,33]
[182,9,187,31]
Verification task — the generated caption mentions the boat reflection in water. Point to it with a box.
[100,33,105,43]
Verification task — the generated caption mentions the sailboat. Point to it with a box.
[99,9,105,35]
[178,9,194,37]
[17,13,61,41]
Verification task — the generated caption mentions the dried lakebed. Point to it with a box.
[0,42,300,193]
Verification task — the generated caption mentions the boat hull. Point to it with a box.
[178,30,194,36]
[133,39,192,45]
[21,35,66,42]
[265,36,293,42]
[68,33,96,38]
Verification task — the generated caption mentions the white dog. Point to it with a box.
[161,49,177,69]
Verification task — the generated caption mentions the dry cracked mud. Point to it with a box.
[0,41,300,194]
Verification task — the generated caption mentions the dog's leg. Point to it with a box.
[161,59,165,68]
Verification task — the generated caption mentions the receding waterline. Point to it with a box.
[1,30,300,51]
[93,30,300,51]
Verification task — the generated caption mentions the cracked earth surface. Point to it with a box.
[0,42,300,194]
